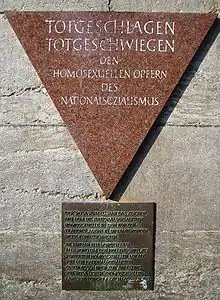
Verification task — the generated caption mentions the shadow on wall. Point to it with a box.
[110,18,220,202]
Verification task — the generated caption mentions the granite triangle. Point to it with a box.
[6,12,216,198]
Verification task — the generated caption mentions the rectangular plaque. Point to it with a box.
[62,202,156,290]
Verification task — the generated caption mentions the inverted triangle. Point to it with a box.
[6,12,215,198]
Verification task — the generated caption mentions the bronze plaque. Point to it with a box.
[6,12,216,198]
[62,202,156,290]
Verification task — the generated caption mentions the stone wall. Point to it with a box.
[0,1,219,299]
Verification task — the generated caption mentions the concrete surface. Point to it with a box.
[0,1,219,299]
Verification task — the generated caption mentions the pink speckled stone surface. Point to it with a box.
[6,12,215,198]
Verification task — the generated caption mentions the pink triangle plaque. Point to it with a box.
[6,12,216,198]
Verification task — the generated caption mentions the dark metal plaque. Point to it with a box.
[62,202,156,290]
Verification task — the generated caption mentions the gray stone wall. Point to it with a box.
[0,1,219,299]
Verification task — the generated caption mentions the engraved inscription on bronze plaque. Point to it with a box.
[62,202,156,290]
